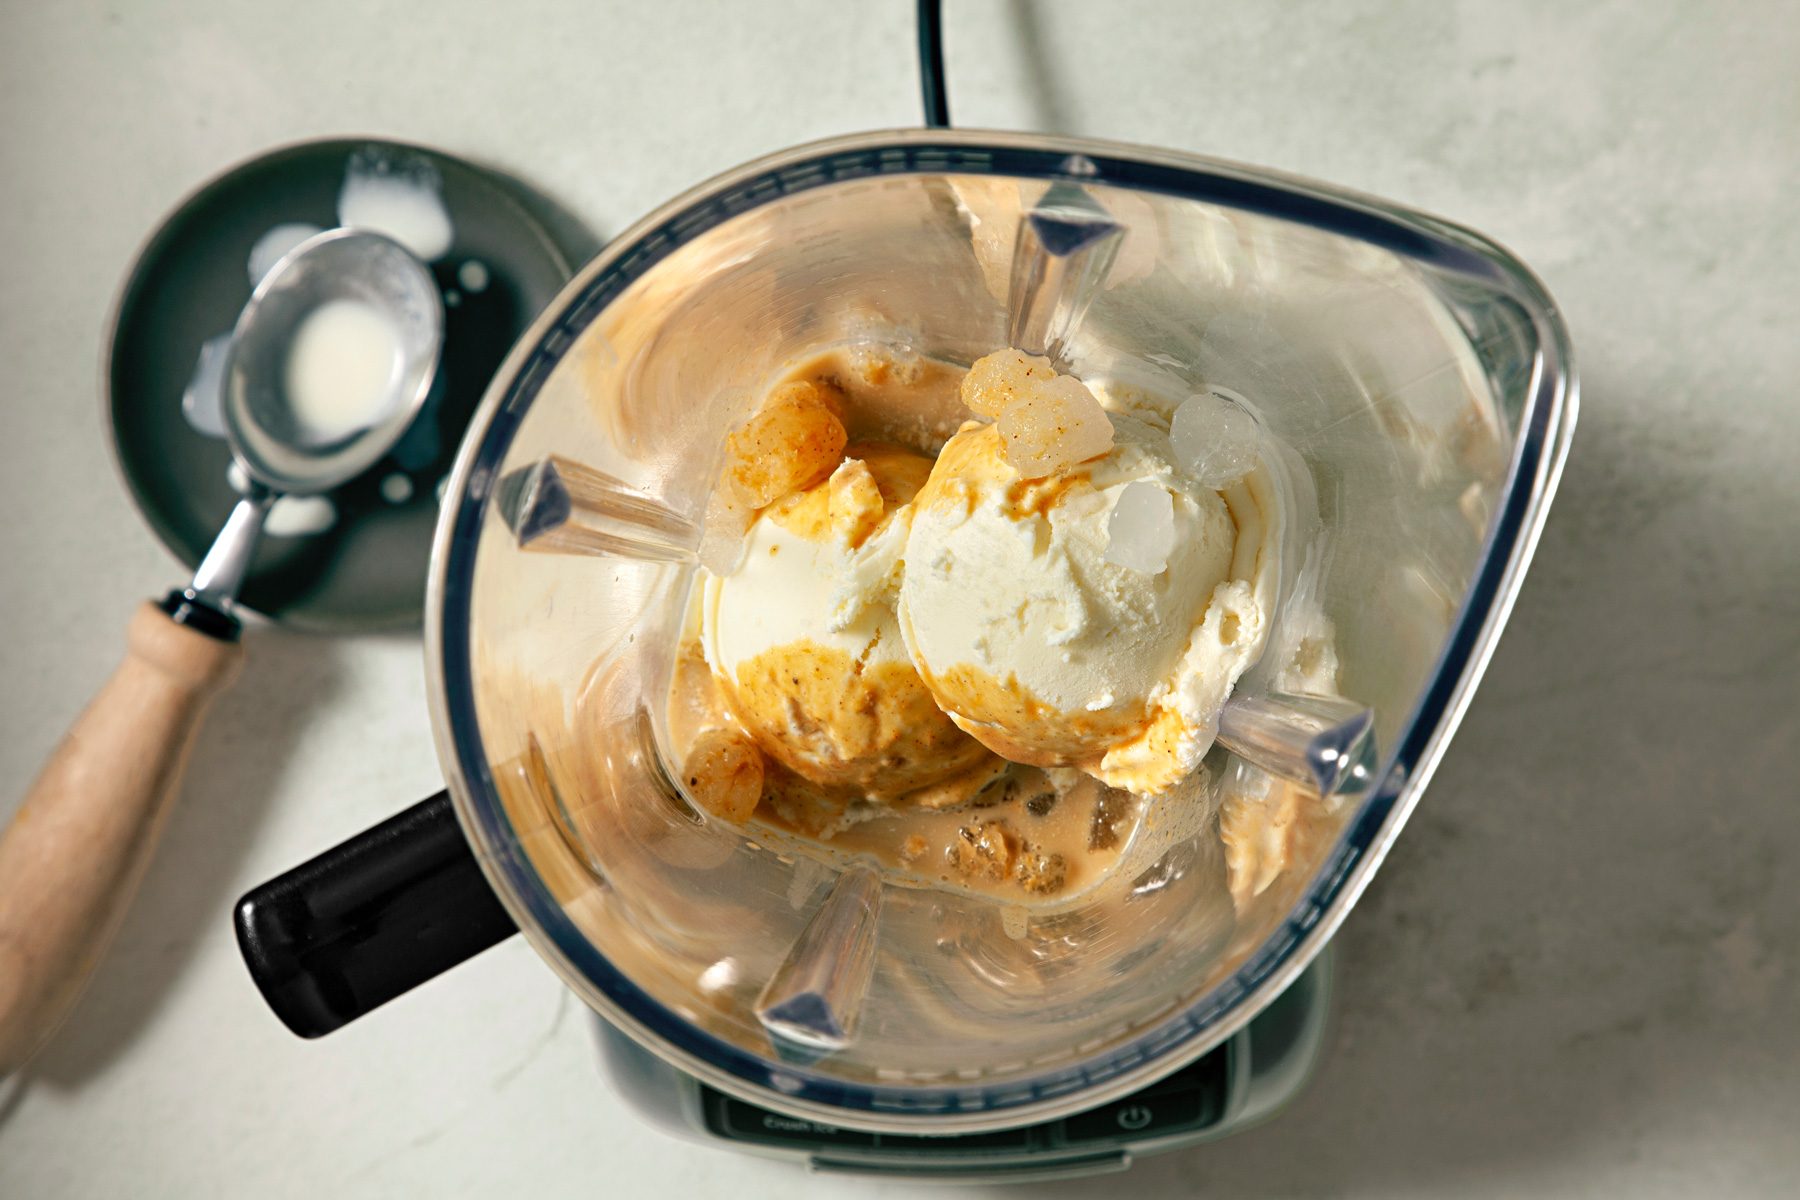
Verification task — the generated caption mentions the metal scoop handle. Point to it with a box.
[188,485,274,613]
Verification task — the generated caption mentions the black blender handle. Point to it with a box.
[234,791,518,1038]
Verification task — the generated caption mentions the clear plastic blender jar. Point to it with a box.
[236,130,1575,1135]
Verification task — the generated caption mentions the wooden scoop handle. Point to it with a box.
[0,602,242,1073]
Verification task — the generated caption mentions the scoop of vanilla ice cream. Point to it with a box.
[898,413,1277,795]
[702,443,994,797]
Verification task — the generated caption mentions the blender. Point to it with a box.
[234,129,1575,1180]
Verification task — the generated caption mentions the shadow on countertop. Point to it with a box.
[1007,0,1078,136]
[479,162,605,273]
[979,378,1800,1196]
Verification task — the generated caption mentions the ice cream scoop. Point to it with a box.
[702,442,995,800]
[0,229,441,1073]
[898,410,1278,796]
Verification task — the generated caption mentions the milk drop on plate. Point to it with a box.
[181,332,233,438]
[336,149,454,262]
[283,298,403,443]
[246,223,324,286]
[265,495,336,537]
[379,472,414,504]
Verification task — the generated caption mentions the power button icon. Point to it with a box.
[1116,1104,1154,1131]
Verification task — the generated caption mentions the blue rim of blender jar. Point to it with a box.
[429,130,1575,1129]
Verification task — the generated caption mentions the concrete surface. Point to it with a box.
[1,0,1795,1196]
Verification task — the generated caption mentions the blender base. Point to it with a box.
[593,947,1331,1183]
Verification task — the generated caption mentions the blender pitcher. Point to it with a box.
[235,130,1575,1135]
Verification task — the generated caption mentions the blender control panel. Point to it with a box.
[697,1041,1231,1175]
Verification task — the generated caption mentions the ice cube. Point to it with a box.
[1170,390,1261,488]
[849,341,924,387]
[1088,787,1136,851]
[961,347,1059,418]
[827,457,884,548]
[995,375,1115,477]
[950,819,1019,881]
[1014,848,1067,895]
[721,380,847,507]
[682,728,764,823]
[698,486,751,575]
[697,521,746,576]
[1104,481,1175,574]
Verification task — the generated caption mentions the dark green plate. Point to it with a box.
[106,138,582,632]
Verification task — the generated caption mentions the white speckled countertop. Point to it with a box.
[2,2,1795,1196]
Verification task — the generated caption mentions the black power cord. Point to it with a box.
[916,0,950,127]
